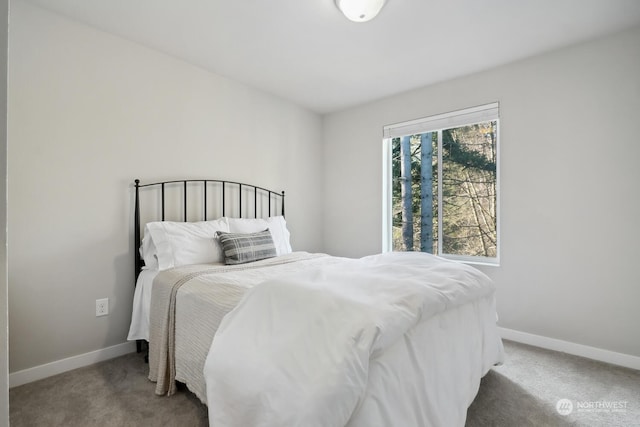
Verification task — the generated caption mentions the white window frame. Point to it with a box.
[382,102,500,266]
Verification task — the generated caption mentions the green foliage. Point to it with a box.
[442,125,496,173]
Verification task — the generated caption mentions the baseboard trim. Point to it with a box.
[499,327,640,371]
[9,341,137,388]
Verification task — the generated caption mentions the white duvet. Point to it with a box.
[204,251,503,427]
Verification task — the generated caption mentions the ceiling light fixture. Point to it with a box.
[335,0,387,23]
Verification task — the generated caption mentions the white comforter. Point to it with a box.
[204,251,503,427]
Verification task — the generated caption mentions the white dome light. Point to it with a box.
[335,0,387,23]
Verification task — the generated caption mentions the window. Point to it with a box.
[382,103,499,265]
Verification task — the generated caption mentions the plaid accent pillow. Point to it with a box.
[216,229,278,265]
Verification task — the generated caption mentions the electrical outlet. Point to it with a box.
[96,298,109,317]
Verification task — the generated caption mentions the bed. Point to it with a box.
[128,178,504,427]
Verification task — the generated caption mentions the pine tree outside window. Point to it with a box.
[382,103,500,265]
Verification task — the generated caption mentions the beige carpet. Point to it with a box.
[10,340,640,426]
[467,341,640,426]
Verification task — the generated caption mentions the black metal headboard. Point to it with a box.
[133,178,285,280]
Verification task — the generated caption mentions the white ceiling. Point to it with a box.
[22,0,640,114]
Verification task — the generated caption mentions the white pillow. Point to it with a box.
[143,218,230,270]
[226,216,292,256]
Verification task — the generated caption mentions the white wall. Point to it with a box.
[0,0,8,422]
[8,1,323,373]
[323,26,640,359]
